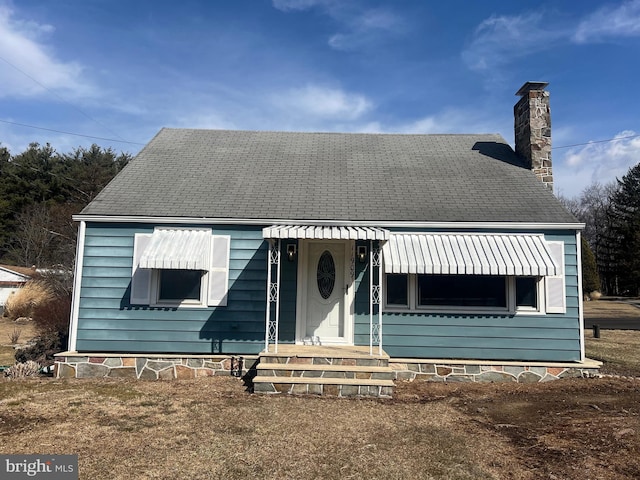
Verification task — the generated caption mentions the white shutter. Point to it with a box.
[131,233,152,304]
[545,241,566,314]
[208,235,230,307]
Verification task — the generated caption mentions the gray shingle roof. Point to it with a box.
[82,128,577,224]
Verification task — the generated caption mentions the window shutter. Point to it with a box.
[131,233,152,304]
[208,235,230,307]
[545,241,566,314]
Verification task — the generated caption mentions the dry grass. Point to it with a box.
[0,316,38,366]
[0,376,638,480]
[0,377,510,480]
[3,280,55,321]
[0,297,637,478]
[585,329,640,376]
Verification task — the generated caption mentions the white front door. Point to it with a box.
[297,240,353,345]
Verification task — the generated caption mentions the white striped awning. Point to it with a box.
[139,229,211,270]
[382,233,558,276]
[263,225,389,241]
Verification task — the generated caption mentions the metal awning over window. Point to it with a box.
[382,233,558,276]
[263,225,389,241]
[139,229,211,270]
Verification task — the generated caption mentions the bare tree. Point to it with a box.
[7,204,54,267]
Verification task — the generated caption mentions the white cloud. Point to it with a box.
[462,13,565,73]
[0,5,94,98]
[328,9,403,51]
[271,0,334,12]
[273,0,404,51]
[273,85,372,120]
[464,2,640,78]
[397,108,506,136]
[573,0,640,43]
[556,131,640,196]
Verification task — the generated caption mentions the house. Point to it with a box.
[0,265,34,314]
[56,82,600,395]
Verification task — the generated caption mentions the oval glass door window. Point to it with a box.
[317,250,336,299]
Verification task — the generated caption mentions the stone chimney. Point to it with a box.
[514,81,552,190]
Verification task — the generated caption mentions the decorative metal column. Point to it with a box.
[369,240,383,355]
[264,239,281,353]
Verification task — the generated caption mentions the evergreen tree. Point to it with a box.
[609,162,640,295]
[0,142,130,267]
[581,235,600,294]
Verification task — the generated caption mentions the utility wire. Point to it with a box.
[552,133,640,150]
[0,119,145,146]
[0,54,130,143]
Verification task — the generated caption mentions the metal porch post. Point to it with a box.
[369,240,382,355]
[265,239,281,353]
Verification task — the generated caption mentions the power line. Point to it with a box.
[0,55,130,143]
[0,119,145,146]
[552,133,640,150]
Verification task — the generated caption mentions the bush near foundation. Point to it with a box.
[13,273,71,367]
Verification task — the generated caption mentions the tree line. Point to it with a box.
[0,142,130,268]
[561,162,640,297]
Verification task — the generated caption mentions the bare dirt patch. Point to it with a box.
[0,376,638,480]
[395,378,640,480]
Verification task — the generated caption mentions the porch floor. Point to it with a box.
[262,344,388,359]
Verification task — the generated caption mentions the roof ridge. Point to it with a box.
[161,127,503,138]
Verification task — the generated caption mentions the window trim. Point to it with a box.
[416,275,508,312]
[130,229,231,308]
[151,268,209,308]
[384,274,546,315]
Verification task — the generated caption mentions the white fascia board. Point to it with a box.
[68,220,86,352]
[72,215,585,231]
[577,231,585,362]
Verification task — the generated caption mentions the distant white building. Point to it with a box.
[0,266,34,313]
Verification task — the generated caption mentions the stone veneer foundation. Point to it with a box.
[389,359,602,383]
[54,353,258,380]
[55,353,601,386]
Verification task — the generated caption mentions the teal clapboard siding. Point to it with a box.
[353,230,582,362]
[77,223,582,361]
[75,223,267,355]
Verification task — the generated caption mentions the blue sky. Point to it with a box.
[0,0,639,198]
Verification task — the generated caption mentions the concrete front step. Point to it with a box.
[257,363,395,381]
[260,356,389,367]
[254,346,394,397]
[253,375,394,398]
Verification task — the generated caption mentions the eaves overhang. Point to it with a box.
[72,215,585,231]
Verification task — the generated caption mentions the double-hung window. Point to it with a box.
[130,228,230,308]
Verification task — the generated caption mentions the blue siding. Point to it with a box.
[354,230,582,362]
[76,223,582,362]
[76,223,267,355]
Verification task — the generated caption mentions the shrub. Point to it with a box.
[12,272,72,367]
[3,280,54,321]
[15,332,66,367]
[7,327,22,344]
[31,292,71,336]
[4,360,41,378]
